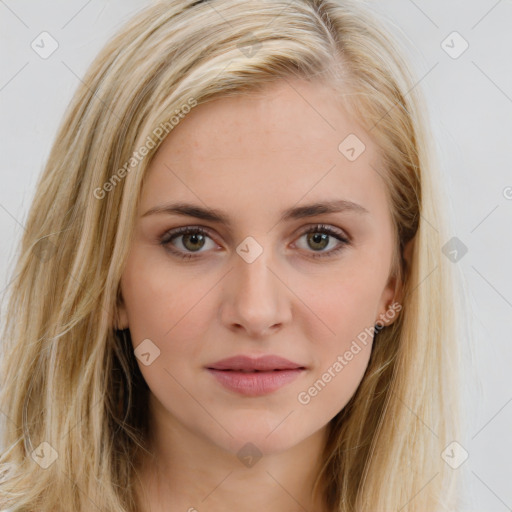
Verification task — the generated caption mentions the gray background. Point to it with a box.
[1,1,511,510]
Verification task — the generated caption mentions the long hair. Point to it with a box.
[0,0,462,510]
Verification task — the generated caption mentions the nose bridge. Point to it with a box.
[235,238,279,304]
[221,235,290,335]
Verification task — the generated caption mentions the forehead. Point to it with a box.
[141,79,388,219]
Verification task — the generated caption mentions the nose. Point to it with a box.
[219,244,292,338]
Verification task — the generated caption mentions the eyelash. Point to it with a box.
[159,224,350,261]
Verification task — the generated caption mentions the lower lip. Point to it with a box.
[206,368,304,396]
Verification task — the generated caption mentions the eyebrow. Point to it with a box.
[141,199,369,225]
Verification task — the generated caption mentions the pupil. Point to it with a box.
[184,233,204,251]
[308,232,328,250]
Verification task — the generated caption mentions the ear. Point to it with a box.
[115,288,130,330]
[375,238,414,328]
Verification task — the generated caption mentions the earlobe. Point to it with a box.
[376,290,399,329]
[115,291,129,331]
[402,238,414,275]
[374,273,398,328]
[375,299,403,329]
[375,238,414,328]
[391,237,414,310]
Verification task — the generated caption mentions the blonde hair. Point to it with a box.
[0,0,462,510]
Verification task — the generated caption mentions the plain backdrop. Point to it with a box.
[1,1,511,510]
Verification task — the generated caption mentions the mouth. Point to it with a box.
[209,368,304,372]
[205,355,307,396]
[206,354,306,372]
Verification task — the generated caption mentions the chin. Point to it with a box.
[221,432,301,459]
[214,415,314,457]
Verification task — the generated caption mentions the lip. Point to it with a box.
[207,355,305,371]
[206,355,307,397]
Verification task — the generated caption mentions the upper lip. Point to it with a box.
[207,355,306,371]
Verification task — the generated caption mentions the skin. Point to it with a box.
[118,78,404,512]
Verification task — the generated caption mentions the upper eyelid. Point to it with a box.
[161,223,350,246]
[161,225,350,262]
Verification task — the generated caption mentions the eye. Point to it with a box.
[160,226,219,260]
[160,223,350,260]
[294,224,350,259]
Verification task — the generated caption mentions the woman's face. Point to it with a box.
[118,79,400,457]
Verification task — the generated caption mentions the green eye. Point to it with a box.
[295,224,350,259]
[160,224,350,260]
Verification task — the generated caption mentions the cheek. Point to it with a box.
[296,340,372,427]
[120,254,217,415]
[120,251,216,344]
[292,273,378,421]
[119,255,229,426]
[294,264,385,349]
[289,262,385,413]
